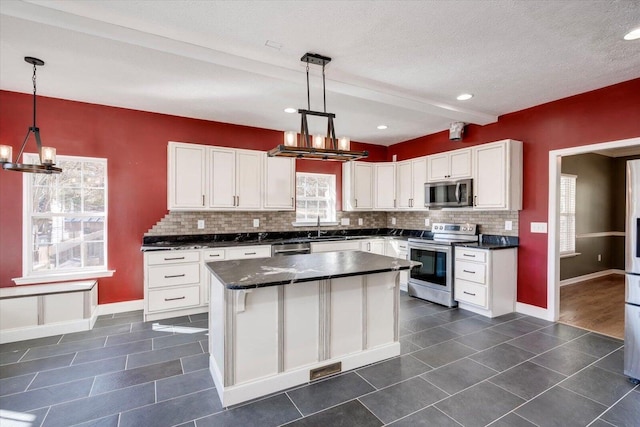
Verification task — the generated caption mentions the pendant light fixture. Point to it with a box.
[1,57,62,174]
[268,53,368,161]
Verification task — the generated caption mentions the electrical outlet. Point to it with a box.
[505,220,513,231]
[197,219,205,229]
[391,217,396,225]
[598,254,602,262]
[253,218,260,228]
[340,218,350,226]
[424,218,430,227]
[530,222,547,233]
[358,218,363,226]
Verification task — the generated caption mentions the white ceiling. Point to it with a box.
[1,0,639,146]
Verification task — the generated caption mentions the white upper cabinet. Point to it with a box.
[209,147,262,209]
[473,139,523,210]
[168,142,282,211]
[168,142,207,210]
[427,148,472,182]
[374,163,396,210]
[263,156,295,210]
[343,161,373,210]
[209,147,236,208]
[396,157,427,210]
[234,149,262,209]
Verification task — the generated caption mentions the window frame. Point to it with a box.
[17,153,113,285]
[294,172,338,226]
[559,173,577,256]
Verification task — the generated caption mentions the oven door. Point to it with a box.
[409,243,451,290]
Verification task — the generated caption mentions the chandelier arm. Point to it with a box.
[306,63,310,111]
[33,128,44,164]
[322,63,326,113]
[15,128,33,163]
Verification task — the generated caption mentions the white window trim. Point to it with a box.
[17,153,112,285]
[294,172,337,225]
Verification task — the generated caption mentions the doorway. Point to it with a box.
[547,137,640,326]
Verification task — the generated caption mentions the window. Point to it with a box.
[559,174,576,254]
[295,172,336,223]
[22,154,108,279]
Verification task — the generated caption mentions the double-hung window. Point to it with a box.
[20,154,108,282]
[559,173,577,255]
[295,172,336,224]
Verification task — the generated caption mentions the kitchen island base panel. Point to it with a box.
[209,342,400,407]
[208,269,402,407]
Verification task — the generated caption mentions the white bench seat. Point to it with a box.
[0,280,98,344]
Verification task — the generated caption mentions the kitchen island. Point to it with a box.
[206,250,416,407]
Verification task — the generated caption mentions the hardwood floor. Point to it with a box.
[559,274,625,339]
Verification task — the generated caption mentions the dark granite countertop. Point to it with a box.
[141,229,419,251]
[206,251,418,289]
[455,234,519,250]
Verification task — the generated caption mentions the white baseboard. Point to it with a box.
[96,299,144,316]
[560,269,624,287]
[516,302,553,321]
[0,315,98,344]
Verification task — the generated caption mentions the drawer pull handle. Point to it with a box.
[164,256,185,261]
[208,254,221,257]
[164,274,186,278]
[165,296,186,301]
[463,270,475,274]
[245,252,257,255]
[462,254,476,258]
[463,291,476,296]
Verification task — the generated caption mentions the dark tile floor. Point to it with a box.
[1,293,638,427]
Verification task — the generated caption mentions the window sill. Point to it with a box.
[560,252,581,259]
[13,270,115,286]
[291,222,339,227]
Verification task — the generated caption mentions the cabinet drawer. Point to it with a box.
[226,246,270,260]
[148,286,200,312]
[455,280,487,308]
[147,251,200,265]
[203,249,226,261]
[455,248,486,263]
[148,263,200,288]
[455,261,486,284]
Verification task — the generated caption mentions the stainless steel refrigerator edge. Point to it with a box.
[624,160,640,382]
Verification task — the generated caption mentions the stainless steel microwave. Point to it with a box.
[424,179,473,208]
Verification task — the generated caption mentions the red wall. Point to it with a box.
[388,78,640,308]
[0,90,385,303]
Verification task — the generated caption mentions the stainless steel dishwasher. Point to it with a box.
[271,242,311,256]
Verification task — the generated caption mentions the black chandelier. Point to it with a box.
[268,53,368,161]
[0,57,62,174]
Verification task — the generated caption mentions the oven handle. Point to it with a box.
[409,243,451,253]
[455,182,461,204]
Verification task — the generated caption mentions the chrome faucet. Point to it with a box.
[316,215,321,237]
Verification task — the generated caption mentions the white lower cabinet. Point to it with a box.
[454,247,517,318]
[360,239,386,255]
[144,245,271,321]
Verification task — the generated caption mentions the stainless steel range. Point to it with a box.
[408,223,478,307]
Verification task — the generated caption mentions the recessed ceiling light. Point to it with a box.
[624,28,640,40]
[377,125,388,130]
[456,93,473,101]
[284,107,296,113]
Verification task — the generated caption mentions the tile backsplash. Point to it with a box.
[146,210,518,237]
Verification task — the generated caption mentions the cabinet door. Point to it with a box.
[236,150,262,209]
[264,156,295,210]
[374,163,396,209]
[449,148,472,179]
[396,160,413,209]
[210,148,236,208]
[474,143,507,209]
[353,162,373,209]
[427,153,449,181]
[168,143,206,209]
[410,157,427,209]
